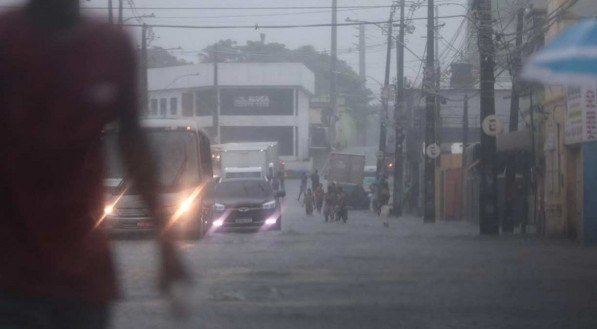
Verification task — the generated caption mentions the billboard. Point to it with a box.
[220,88,294,116]
[566,86,597,144]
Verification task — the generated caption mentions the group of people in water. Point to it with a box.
[298,171,348,223]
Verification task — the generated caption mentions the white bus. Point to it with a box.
[103,119,214,239]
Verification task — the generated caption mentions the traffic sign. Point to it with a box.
[482,115,503,136]
[425,143,440,159]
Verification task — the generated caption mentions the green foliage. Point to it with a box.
[201,40,374,120]
[147,46,190,69]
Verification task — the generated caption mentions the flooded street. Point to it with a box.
[112,180,597,329]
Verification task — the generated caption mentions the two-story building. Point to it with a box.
[147,62,315,167]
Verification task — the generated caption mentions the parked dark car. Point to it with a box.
[211,178,285,231]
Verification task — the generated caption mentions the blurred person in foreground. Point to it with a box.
[0,0,189,328]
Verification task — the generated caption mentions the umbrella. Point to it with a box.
[522,18,597,86]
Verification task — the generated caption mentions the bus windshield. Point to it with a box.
[104,130,200,192]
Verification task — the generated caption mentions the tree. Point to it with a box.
[200,40,374,122]
[147,46,190,68]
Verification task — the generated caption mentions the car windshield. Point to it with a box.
[104,130,200,191]
[215,180,273,199]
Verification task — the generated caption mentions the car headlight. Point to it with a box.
[178,198,193,214]
[104,205,114,215]
[262,200,276,210]
[213,203,226,211]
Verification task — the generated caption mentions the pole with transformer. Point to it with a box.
[376,5,396,182]
[358,24,366,80]
[392,0,405,217]
[423,0,436,223]
[477,0,499,235]
[330,0,338,149]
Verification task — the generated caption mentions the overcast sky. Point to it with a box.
[1,0,469,99]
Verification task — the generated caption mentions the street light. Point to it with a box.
[123,13,155,23]
[160,73,200,92]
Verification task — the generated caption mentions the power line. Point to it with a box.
[0,4,397,10]
[123,15,466,30]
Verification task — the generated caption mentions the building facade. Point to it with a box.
[541,0,597,243]
[147,63,315,164]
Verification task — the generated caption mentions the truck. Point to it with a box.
[103,119,214,239]
[324,152,369,209]
[325,152,366,185]
[218,142,279,181]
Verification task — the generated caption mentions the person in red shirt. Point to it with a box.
[0,0,189,327]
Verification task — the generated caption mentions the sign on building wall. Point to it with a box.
[566,86,597,144]
[221,88,294,115]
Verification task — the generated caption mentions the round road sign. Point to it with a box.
[425,143,440,159]
[482,115,503,136]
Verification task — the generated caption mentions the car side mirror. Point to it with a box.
[276,190,286,198]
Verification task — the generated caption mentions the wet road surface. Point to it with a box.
[112,180,597,329]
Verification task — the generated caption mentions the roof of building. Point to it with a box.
[148,62,315,95]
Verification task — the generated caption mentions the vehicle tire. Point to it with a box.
[273,216,282,231]
[185,226,202,240]
[185,217,205,241]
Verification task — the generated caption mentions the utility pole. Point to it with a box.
[140,24,148,115]
[213,43,221,143]
[461,94,469,220]
[358,24,366,79]
[376,5,396,182]
[118,0,123,26]
[435,5,440,91]
[393,0,405,217]
[108,0,113,24]
[423,0,436,223]
[330,0,338,149]
[477,0,499,235]
[504,8,525,233]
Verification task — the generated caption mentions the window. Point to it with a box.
[150,99,158,116]
[170,97,178,116]
[195,89,216,116]
[159,98,167,116]
[182,92,194,117]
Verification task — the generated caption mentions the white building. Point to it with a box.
[147,63,315,165]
